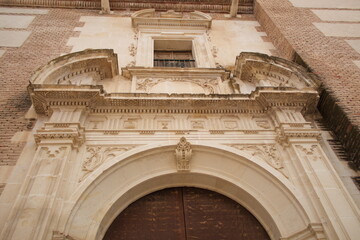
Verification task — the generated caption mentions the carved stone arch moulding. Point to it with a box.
[233,52,319,92]
[60,143,320,240]
[30,49,118,85]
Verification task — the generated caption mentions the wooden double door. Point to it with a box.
[104,187,270,240]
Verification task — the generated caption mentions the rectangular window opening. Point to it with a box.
[154,40,195,68]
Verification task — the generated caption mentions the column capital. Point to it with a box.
[34,122,85,148]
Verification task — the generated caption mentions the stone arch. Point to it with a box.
[30,49,118,85]
[61,143,314,240]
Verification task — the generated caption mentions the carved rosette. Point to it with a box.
[175,137,192,172]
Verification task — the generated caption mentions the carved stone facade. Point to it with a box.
[0,8,359,240]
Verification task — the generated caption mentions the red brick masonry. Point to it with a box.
[255,0,360,170]
[0,9,88,165]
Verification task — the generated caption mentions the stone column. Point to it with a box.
[273,107,360,239]
[0,107,85,240]
[100,0,111,14]
[230,0,239,18]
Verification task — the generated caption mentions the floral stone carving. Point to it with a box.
[80,145,138,181]
[136,77,217,94]
[229,144,288,178]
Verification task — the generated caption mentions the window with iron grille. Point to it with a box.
[154,40,195,68]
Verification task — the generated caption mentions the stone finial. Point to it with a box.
[175,137,192,172]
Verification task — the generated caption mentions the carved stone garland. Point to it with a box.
[175,137,192,172]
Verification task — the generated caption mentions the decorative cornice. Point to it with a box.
[276,127,322,147]
[34,123,85,148]
[28,83,319,116]
[131,9,212,29]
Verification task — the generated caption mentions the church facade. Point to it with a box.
[0,1,359,240]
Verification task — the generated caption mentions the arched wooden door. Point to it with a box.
[104,187,270,240]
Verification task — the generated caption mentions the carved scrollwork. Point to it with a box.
[136,77,218,94]
[175,137,192,172]
[80,145,138,182]
[229,144,288,178]
[128,43,137,57]
[295,144,323,162]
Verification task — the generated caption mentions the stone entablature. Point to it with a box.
[131,9,212,29]
[28,84,319,115]
[85,113,274,132]
[122,67,229,94]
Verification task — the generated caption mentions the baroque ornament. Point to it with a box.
[229,144,288,178]
[175,137,192,172]
[128,43,137,57]
[295,144,323,162]
[136,77,218,94]
[80,145,137,181]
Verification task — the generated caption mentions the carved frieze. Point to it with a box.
[175,137,192,172]
[85,114,275,132]
[136,77,218,94]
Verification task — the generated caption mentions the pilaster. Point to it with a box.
[0,108,86,240]
[100,0,111,14]
[273,107,360,239]
[230,0,239,17]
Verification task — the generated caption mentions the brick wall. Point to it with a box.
[255,0,360,170]
[0,0,254,13]
[0,9,87,165]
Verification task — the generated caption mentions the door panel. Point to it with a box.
[103,187,270,240]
